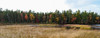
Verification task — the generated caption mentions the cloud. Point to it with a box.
[0,0,100,14]
[0,0,71,12]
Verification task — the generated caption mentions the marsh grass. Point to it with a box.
[0,24,100,38]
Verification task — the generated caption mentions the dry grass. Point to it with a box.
[0,24,100,38]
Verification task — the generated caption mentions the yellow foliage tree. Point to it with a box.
[30,13,35,21]
[56,17,59,22]
[96,17,99,20]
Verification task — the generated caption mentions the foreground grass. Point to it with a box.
[0,24,100,38]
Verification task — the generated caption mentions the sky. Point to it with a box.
[0,0,100,14]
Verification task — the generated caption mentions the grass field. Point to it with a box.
[0,24,100,38]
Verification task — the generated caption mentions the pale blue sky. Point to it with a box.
[66,0,100,14]
[0,0,100,14]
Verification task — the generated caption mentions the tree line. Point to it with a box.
[0,8,100,24]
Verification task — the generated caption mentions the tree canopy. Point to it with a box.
[0,9,100,24]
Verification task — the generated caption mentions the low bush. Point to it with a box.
[65,25,92,30]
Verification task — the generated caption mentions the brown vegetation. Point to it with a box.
[0,24,99,38]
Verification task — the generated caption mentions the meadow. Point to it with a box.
[0,24,100,38]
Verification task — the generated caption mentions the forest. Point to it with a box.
[0,8,99,24]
